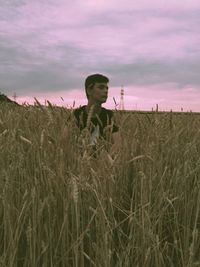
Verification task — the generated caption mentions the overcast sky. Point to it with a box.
[0,0,200,111]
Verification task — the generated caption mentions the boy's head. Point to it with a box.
[85,73,109,100]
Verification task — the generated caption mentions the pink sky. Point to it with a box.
[16,83,200,112]
[1,0,200,111]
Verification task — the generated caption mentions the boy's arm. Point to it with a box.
[109,111,122,157]
[110,131,122,157]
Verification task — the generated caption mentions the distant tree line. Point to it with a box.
[0,92,20,106]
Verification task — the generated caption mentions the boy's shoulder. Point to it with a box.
[101,107,114,117]
[73,105,85,111]
[73,106,114,115]
[73,105,86,116]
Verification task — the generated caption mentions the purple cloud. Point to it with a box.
[0,0,199,111]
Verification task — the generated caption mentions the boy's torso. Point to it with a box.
[73,105,118,138]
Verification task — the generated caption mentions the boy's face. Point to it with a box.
[88,82,108,103]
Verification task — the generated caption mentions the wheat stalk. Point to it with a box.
[86,104,94,129]
[19,135,32,145]
[72,176,78,204]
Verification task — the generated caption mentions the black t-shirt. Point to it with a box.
[73,105,119,142]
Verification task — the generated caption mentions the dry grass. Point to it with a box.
[0,101,200,267]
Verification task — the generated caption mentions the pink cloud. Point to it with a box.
[4,0,198,63]
[14,83,200,112]
[121,84,200,112]
[2,0,200,104]
[81,0,200,11]
[16,89,86,108]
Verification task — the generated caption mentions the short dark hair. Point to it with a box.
[85,73,109,99]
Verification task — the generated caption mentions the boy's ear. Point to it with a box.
[87,87,91,97]
[87,84,94,97]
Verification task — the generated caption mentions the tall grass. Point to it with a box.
[0,102,200,266]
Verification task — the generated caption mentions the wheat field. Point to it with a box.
[0,101,200,267]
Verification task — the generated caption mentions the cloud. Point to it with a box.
[81,0,200,11]
[0,0,199,111]
[16,83,200,113]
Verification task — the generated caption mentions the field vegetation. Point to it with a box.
[0,101,200,267]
